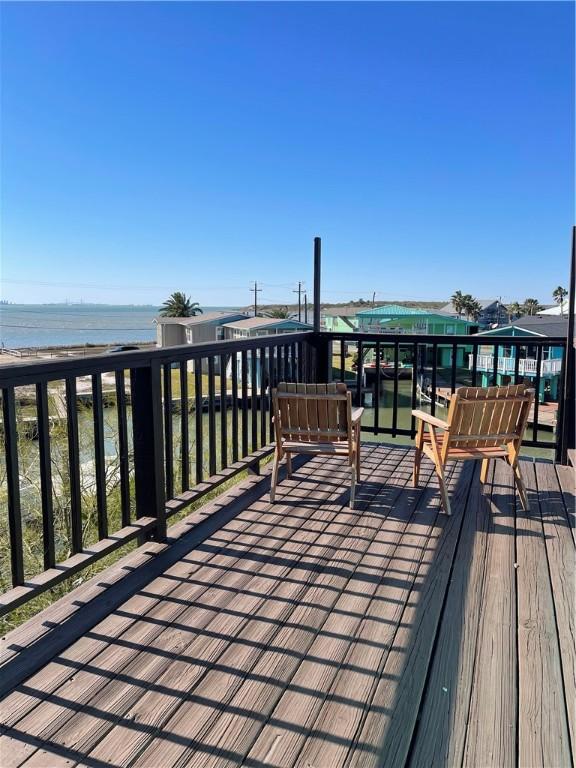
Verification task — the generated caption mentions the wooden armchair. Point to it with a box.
[412,384,535,515]
[271,382,364,507]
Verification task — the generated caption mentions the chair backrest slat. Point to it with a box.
[447,384,534,451]
[274,382,350,442]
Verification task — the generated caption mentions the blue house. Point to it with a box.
[472,317,567,402]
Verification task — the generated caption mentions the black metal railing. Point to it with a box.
[0,332,316,615]
[322,332,569,452]
[0,328,571,616]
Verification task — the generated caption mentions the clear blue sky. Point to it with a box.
[1,1,573,307]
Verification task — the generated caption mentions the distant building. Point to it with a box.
[538,302,571,316]
[356,304,475,336]
[155,311,248,347]
[471,317,567,402]
[321,306,359,333]
[222,317,313,339]
[440,299,508,328]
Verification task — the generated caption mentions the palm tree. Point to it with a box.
[159,292,203,318]
[552,286,568,317]
[450,290,465,318]
[264,306,291,319]
[506,301,523,322]
[464,298,483,322]
[522,298,542,316]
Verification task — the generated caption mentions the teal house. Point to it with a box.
[472,317,566,403]
[356,305,476,367]
[321,307,359,333]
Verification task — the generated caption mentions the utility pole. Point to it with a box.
[304,293,308,324]
[250,281,262,317]
[293,281,304,322]
[372,291,376,308]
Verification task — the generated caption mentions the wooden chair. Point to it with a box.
[412,384,535,515]
[271,382,364,507]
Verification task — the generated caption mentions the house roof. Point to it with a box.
[223,317,313,331]
[155,311,247,326]
[356,304,429,317]
[476,316,569,338]
[321,306,361,317]
[539,302,571,316]
[440,299,500,315]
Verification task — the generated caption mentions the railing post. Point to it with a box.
[313,236,321,333]
[557,226,575,464]
[130,362,166,541]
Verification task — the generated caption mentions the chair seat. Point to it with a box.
[420,432,509,457]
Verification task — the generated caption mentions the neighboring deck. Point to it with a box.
[0,444,574,768]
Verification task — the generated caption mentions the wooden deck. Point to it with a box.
[0,444,574,768]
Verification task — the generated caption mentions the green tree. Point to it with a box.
[450,290,466,318]
[506,301,523,322]
[159,292,203,318]
[522,298,542,316]
[463,297,483,322]
[552,286,568,317]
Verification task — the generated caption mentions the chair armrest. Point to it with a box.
[351,407,364,424]
[411,409,449,430]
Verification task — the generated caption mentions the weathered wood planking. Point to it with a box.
[406,464,492,767]
[535,460,576,757]
[0,454,320,732]
[462,460,517,767]
[109,449,406,768]
[517,460,571,767]
[291,465,455,768]
[348,461,475,768]
[556,463,575,546]
[3,450,386,767]
[202,455,441,768]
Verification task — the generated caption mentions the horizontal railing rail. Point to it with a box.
[0,332,318,616]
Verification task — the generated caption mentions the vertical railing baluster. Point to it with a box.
[291,342,297,382]
[340,338,345,381]
[555,344,568,462]
[411,342,418,437]
[208,356,216,476]
[532,344,543,443]
[65,377,82,554]
[355,339,363,407]
[194,360,203,484]
[431,343,437,417]
[251,348,258,451]
[268,345,276,442]
[180,361,189,491]
[514,343,521,384]
[163,364,173,500]
[492,343,499,387]
[231,351,239,463]
[36,382,55,569]
[115,370,130,526]
[91,374,108,540]
[450,343,457,395]
[2,387,24,585]
[260,347,267,446]
[374,341,381,435]
[392,341,399,438]
[471,341,478,386]
[220,353,228,470]
[241,350,248,457]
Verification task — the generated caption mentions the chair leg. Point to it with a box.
[356,434,361,481]
[286,452,292,478]
[270,451,280,503]
[512,461,530,512]
[350,464,357,509]
[413,421,424,487]
[480,458,490,484]
[434,461,451,515]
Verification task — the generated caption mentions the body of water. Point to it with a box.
[0,304,237,349]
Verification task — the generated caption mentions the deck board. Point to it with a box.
[0,445,573,768]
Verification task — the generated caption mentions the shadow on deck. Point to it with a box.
[0,444,574,768]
